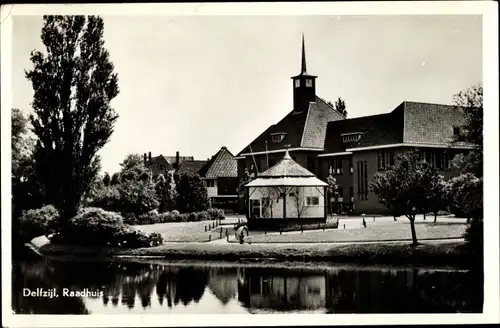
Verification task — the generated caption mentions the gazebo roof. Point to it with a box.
[245,149,327,187]
[260,150,315,178]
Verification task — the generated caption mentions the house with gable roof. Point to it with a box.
[237,36,474,216]
[144,151,194,178]
[198,146,239,210]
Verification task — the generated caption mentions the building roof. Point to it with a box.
[238,95,345,156]
[260,149,315,178]
[324,101,470,152]
[199,147,238,178]
[402,101,468,144]
[246,150,327,187]
[176,160,207,175]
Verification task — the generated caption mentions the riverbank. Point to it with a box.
[31,236,472,268]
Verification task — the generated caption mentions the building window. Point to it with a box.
[436,150,443,170]
[349,157,353,174]
[271,133,286,143]
[377,151,395,170]
[357,160,368,201]
[206,179,216,188]
[306,196,320,206]
[307,157,315,174]
[329,159,343,175]
[387,152,395,167]
[250,199,261,217]
[342,133,363,143]
[349,186,354,202]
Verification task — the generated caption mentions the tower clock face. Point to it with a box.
[295,79,300,88]
[306,79,313,87]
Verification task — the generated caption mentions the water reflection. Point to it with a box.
[12,258,483,314]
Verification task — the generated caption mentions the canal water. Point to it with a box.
[12,258,483,314]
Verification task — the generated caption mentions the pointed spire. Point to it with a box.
[283,145,291,160]
[301,33,307,74]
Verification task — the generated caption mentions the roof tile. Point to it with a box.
[199,147,238,178]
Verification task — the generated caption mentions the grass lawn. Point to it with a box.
[38,238,471,269]
[134,220,227,242]
[245,221,467,243]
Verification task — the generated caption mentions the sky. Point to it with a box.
[12,15,482,174]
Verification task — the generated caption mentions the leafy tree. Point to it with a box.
[334,97,348,117]
[452,84,483,177]
[110,172,120,185]
[120,154,150,182]
[370,150,434,245]
[26,16,119,222]
[448,173,482,223]
[326,173,338,214]
[155,174,173,213]
[175,173,209,213]
[238,168,253,214]
[451,84,483,258]
[11,109,45,221]
[90,153,158,215]
[103,172,111,186]
[116,181,159,215]
[426,174,449,222]
[165,171,177,211]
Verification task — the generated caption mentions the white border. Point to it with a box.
[1,2,499,327]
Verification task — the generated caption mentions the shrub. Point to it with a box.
[464,220,483,253]
[188,212,198,222]
[51,208,163,248]
[137,210,160,225]
[159,212,170,223]
[17,205,60,242]
[125,209,225,226]
[207,208,225,220]
[197,211,209,221]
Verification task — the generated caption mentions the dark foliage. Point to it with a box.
[26,16,119,221]
[17,205,60,242]
[50,208,163,248]
[175,173,209,213]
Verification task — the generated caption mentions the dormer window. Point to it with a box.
[341,132,363,143]
[271,133,287,143]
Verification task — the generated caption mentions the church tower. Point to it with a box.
[291,35,317,113]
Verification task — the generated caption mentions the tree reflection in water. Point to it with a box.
[12,258,482,314]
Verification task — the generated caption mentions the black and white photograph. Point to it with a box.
[1,2,498,327]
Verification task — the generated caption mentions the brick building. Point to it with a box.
[236,37,473,215]
[144,151,194,177]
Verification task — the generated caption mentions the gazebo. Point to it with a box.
[244,149,328,228]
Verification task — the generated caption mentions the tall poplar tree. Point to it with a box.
[26,16,119,221]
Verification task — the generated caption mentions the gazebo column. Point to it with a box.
[324,186,327,220]
[283,186,287,221]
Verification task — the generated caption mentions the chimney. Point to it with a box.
[143,153,147,164]
[175,151,180,169]
[148,152,152,163]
